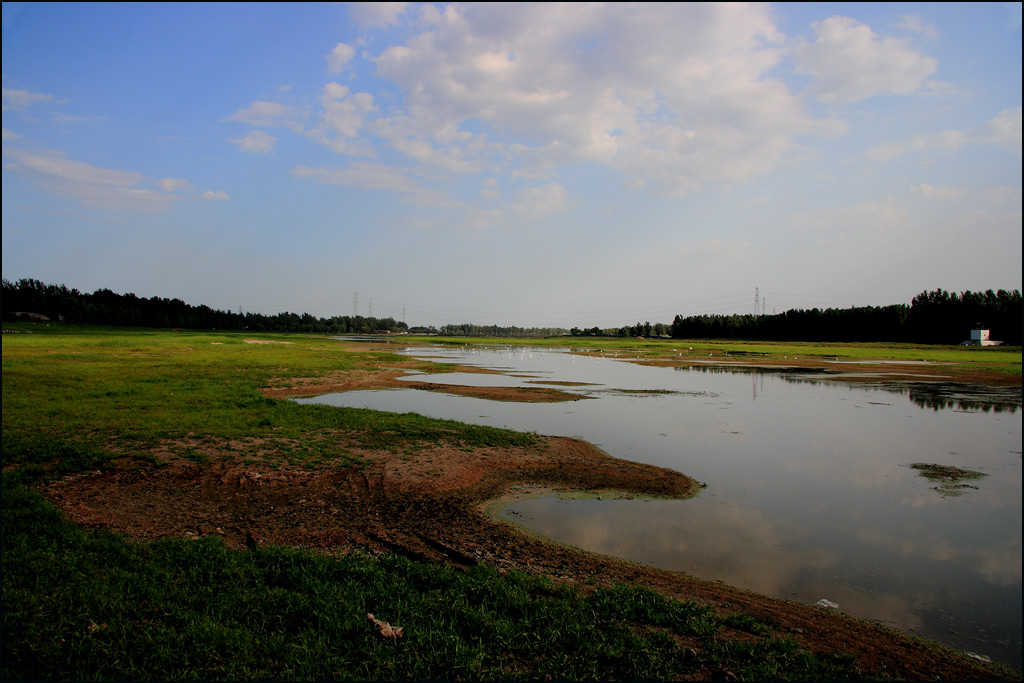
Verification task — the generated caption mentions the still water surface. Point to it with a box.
[297,345,1022,668]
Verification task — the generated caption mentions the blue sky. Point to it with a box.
[3,2,1021,328]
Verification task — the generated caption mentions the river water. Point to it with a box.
[296,344,1022,668]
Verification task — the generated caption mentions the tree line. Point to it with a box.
[1,279,408,335]
[439,323,568,337]
[3,279,1019,345]
[668,289,1021,345]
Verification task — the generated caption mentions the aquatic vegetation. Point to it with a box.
[910,462,989,497]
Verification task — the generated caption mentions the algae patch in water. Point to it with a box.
[910,463,988,497]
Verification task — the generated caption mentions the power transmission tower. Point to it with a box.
[353,291,358,317]
[754,287,760,316]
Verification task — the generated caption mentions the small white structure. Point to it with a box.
[962,329,1001,346]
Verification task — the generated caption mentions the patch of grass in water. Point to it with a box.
[910,463,988,497]
[603,388,681,397]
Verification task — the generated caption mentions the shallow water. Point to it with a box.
[297,345,1022,668]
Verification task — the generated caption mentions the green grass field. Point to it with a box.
[2,324,534,474]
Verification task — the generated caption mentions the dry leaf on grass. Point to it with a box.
[367,613,404,639]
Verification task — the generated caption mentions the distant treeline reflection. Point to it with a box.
[677,365,1021,412]
[906,383,1021,413]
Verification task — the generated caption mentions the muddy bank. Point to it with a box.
[261,362,587,403]
[44,436,693,556]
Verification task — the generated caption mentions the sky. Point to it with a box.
[2,2,1021,328]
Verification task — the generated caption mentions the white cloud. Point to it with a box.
[2,147,181,212]
[158,178,191,192]
[476,177,500,201]
[2,128,21,141]
[326,42,356,73]
[373,115,484,173]
[977,185,1022,205]
[511,182,573,220]
[909,183,960,199]
[865,130,966,161]
[973,106,1022,152]
[230,129,277,154]
[794,16,937,103]
[866,107,1022,161]
[310,83,376,155]
[358,3,841,196]
[320,83,374,138]
[201,190,230,201]
[790,199,912,238]
[1,86,55,110]
[51,112,106,125]
[896,14,940,39]
[347,2,409,29]
[291,161,455,207]
[227,3,1008,222]
[452,182,573,234]
[225,100,304,129]
[464,207,507,233]
[919,78,962,98]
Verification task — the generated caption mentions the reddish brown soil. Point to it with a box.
[261,363,587,402]
[41,347,1019,680]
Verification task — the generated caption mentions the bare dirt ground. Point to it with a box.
[42,348,1020,680]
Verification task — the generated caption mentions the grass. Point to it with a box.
[1,480,871,681]
[2,325,534,474]
[909,463,990,497]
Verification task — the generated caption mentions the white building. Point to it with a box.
[962,329,1001,346]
